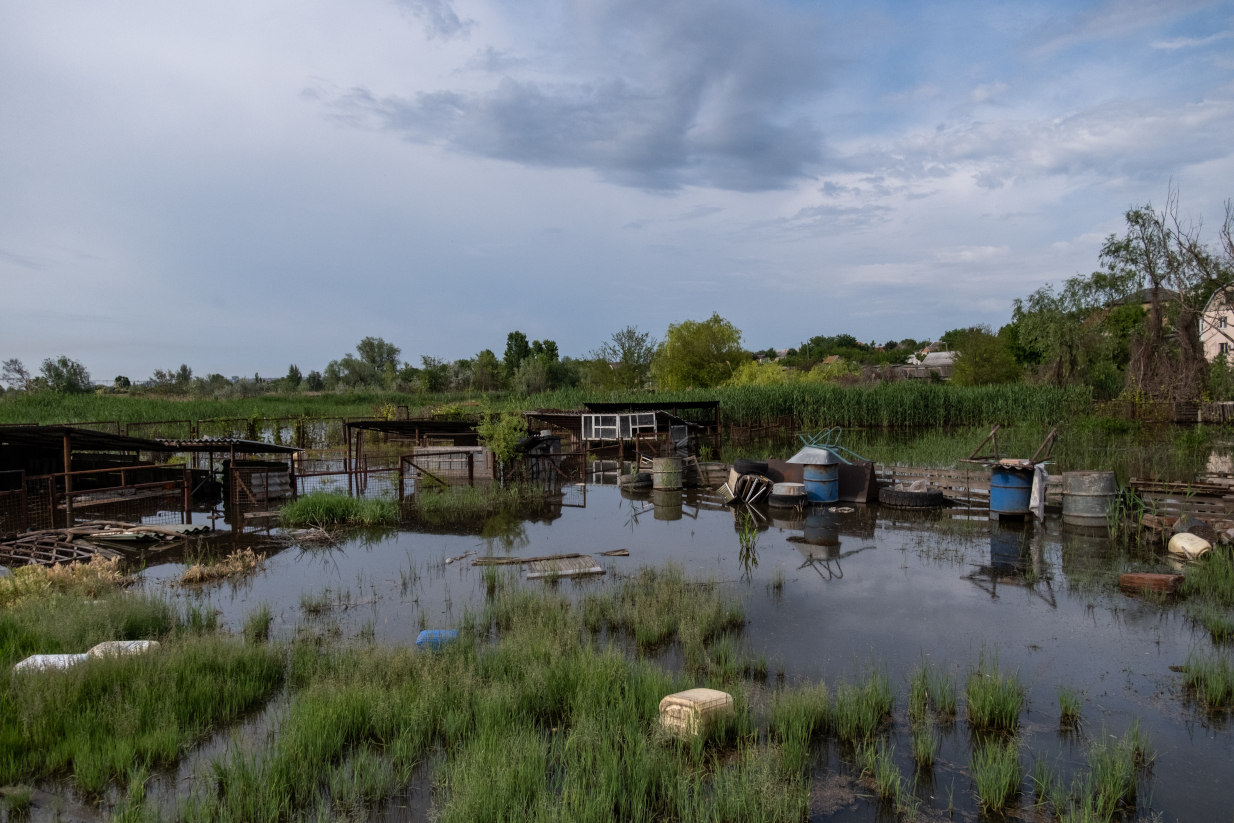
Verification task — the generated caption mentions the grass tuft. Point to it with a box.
[970,738,1022,812]
[966,649,1024,730]
[280,492,398,528]
[178,548,266,586]
[0,556,129,609]
[1182,651,1234,710]
[1058,685,1083,728]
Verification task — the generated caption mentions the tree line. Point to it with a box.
[4,191,1230,403]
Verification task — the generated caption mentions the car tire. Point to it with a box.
[880,488,945,509]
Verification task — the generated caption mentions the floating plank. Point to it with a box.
[1119,573,1184,594]
[473,552,583,567]
[526,555,604,579]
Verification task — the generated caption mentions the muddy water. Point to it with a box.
[132,485,1233,822]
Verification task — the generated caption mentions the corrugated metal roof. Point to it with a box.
[153,437,301,454]
[0,426,166,453]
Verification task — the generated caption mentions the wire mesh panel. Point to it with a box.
[401,449,487,487]
[125,420,196,440]
[0,489,26,537]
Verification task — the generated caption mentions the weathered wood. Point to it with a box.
[472,552,584,566]
[1119,573,1184,594]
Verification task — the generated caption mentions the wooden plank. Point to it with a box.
[1119,573,1184,594]
[473,552,583,567]
[526,554,605,579]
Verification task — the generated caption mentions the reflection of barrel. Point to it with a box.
[770,511,807,530]
[1062,471,1117,528]
[990,523,1026,571]
[803,511,840,547]
[803,464,839,503]
[652,457,683,490]
[621,485,652,502]
[990,466,1033,517]
[651,489,683,521]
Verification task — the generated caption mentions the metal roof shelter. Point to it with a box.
[153,438,301,455]
[0,426,167,454]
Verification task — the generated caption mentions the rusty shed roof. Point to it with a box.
[154,438,302,454]
[0,425,167,453]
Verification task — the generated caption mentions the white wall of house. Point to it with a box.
[1200,289,1234,361]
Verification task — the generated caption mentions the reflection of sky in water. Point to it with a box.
[137,486,1234,821]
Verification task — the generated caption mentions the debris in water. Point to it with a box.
[446,550,476,565]
[415,629,458,648]
[598,549,629,556]
[659,688,734,738]
[526,555,604,579]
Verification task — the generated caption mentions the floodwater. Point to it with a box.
[113,482,1234,823]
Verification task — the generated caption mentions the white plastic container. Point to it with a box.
[13,653,89,673]
[659,688,734,738]
[1168,532,1211,560]
[88,640,160,658]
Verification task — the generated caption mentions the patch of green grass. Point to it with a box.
[412,484,550,527]
[1182,652,1234,710]
[0,629,283,794]
[1185,600,1234,642]
[280,492,398,528]
[2,785,33,814]
[243,604,271,644]
[1058,685,1083,728]
[911,723,938,769]
[191,566,809,823]
[970,738,1022,812]
[830,669,893,742]
[966,650,1024,730]
[908,659,957,721]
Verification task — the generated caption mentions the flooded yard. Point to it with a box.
[102,482,1234,822]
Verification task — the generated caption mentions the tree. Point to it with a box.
[113,375,131,389]
[304,371,324,391]
[473,349,502,391]
[1,359,30,390]
[355,337,401,373]
[589,326,659,390]
[503,332,532,380]
[174,365,192,390]
[420,356,451,393]
[650,313,744,389]
[512,357,549,394]
[946,326,1022,386]
[284,364,302,389]
[39,356,93,393]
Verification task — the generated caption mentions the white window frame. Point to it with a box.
[581,413,657,441]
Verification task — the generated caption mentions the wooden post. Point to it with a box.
[63,433,73,527]
[398,457,405,501]
[19,469,27,532]
[345,423,353,496]
[183,466,191,524]
[715,404,723,460]
[468,452,474,486]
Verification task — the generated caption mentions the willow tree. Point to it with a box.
[650,313,745,390]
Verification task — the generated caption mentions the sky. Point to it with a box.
[1,0,1233,381]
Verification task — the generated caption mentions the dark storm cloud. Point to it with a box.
[339,0,833,190]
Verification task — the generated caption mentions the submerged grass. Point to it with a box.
[0,556,129,609]
[280,492,398,528]
[1182,651,1234,710]
[1058,685,1084,728]
[970,738,1022,812]
[185,565,810,823]
[966,650,1025,731]
[177,548,266,586]
[411,484,550,527]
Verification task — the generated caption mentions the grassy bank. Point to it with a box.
[0,563,284,793]
[2,382,1092,429]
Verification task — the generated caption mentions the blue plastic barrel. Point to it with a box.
[415,629,458,648]
[803,464,839,504]
[989,466,1033,517]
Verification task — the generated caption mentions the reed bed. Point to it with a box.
[1058,685,1083,728]
[0,556,129,609]
[280,492,399,528]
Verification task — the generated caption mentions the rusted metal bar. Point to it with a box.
[183,466,191,524]
[62,433,73,527]
[468,452,474,486]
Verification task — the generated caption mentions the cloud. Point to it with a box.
[1151,30,1233,49]
[465,47,529,72]
[969,82,1009,104]
[934,245,1009,264]
[841,93,1234,189]
[0,248,41,270]
[334,0,834,190]
[1028,0,1216,55]
[393,0,473,39]
[624,204,723,229]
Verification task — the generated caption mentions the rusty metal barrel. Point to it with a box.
[1062,471,1118,528]
[651,457,683,490]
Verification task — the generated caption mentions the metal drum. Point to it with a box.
[989,466,1033,518]
[651,457,683,490]
[803,462,839,504]
[1062,471,1118,528]
[651,489,683,521]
